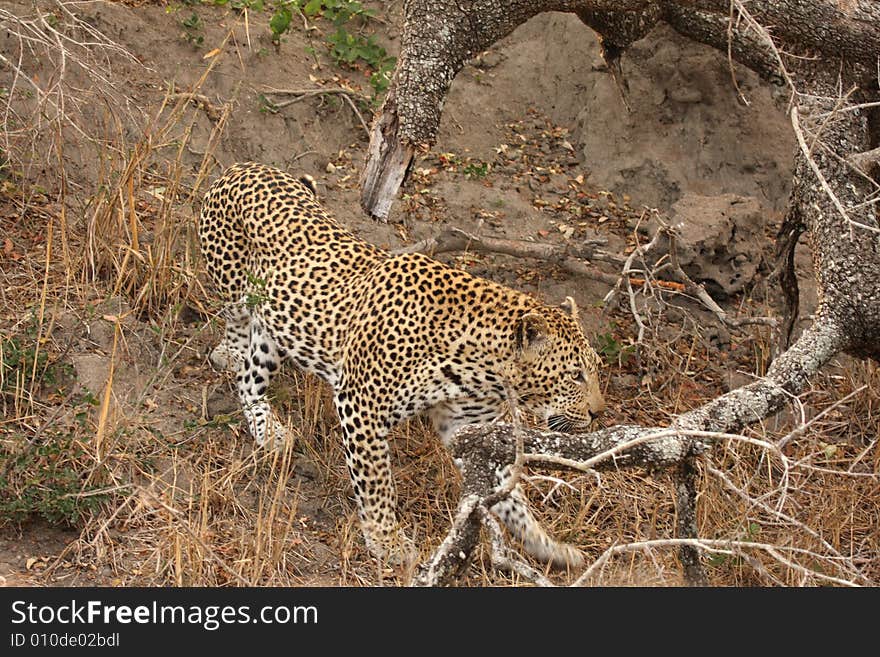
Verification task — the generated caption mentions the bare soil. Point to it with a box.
[0,1,876,587]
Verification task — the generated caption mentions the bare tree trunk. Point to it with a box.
[786,60,880,361]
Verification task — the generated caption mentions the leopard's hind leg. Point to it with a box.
[236,315,289,449]
[209,302,250,372]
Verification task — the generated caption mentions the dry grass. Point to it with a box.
[0,2,877,588]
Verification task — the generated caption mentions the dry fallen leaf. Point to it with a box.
[202,48,221,59]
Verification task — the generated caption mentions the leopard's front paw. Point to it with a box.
[209,339,244,372]
[363,527,417,566]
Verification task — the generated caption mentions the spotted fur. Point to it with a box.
[198,162,605,565]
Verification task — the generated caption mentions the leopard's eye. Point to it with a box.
[572,371,585,383]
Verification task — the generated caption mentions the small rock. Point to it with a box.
[668,193,765,298]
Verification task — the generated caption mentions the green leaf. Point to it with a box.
[304,0,323,16]
[269,7,293,41]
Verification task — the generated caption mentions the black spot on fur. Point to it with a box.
[441,364,463,387]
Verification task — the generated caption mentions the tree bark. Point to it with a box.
[675,454,707,586]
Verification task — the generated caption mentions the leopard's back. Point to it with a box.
[198,162,385,379]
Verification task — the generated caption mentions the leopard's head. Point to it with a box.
[510,296,605,432]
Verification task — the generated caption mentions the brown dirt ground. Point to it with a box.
[0,1,877,587]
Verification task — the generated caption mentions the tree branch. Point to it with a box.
[392,226,622,285]
[360,0,880,218]
[415,317,846,585]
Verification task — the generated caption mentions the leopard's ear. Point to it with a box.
[559,296,579,320]
[514,312,549,358]
[299,174,318,196]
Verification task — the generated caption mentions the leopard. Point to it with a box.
[198,162,606,567]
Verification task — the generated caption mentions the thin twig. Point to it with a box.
[602,221,664,309]
[574,537,861,587]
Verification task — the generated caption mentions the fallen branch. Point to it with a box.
[262,86,371,137]
[393,226,624,286]
[414,317,849,586]
[262,85,371,105]
[398,225,780,331]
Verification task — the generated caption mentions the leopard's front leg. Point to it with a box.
[334,389,414,564]
[491,466,584,569]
